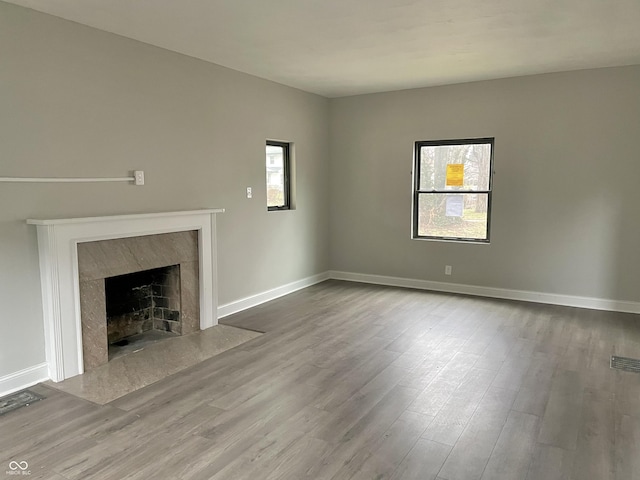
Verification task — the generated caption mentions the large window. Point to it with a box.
[413,138,494,242]
[266,141,290,210]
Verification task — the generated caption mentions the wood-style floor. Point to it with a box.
[2,280,639,479]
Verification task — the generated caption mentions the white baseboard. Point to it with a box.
[0,363,49,398]
[218,272,331,318]
[329,271,640,314]
[217,269,639,319]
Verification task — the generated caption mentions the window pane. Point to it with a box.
[266,145,285,207]
[417,193,489,240]
[419,143,491,191]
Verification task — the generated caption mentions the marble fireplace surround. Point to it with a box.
[27,209,224,382]
[79,232,199,370]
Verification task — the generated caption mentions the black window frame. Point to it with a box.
[266,140,291,211]
[412,137,494,243]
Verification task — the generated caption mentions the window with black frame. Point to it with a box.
[413,138,494,242]
[266,141,290,210]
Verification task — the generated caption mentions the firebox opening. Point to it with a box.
[105,264,181,360]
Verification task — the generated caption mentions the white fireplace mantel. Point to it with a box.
[27,209,224,382]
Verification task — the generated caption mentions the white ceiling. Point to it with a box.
[6,0,640,97]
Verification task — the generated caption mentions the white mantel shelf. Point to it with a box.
[28,209,225,382]
[27,208,225,225]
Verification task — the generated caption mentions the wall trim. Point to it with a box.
[218,272,331,318]
[329,270,640,314]
[0,363,49,398]
[218,269,640,319]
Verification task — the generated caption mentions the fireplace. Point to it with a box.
[105,264,181,359]
[27,209,224,381]
[107,265,181,338]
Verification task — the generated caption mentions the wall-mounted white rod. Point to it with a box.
[0,177,132,183]
[0,171,145,185]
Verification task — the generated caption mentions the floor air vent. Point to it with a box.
[0,390,44,416]
[611,355,640,373]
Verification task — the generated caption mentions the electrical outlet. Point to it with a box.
[134,170,145,186]
[445,265,452,275]
[246,187,252,198]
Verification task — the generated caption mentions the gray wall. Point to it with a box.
[329,66,640,302]
[0,3,330,378]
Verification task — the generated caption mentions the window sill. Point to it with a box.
[267,207,291,212]
[411,236,490,245]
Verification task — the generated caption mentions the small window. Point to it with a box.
[413,138,494,242]
[266,141,290,210]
